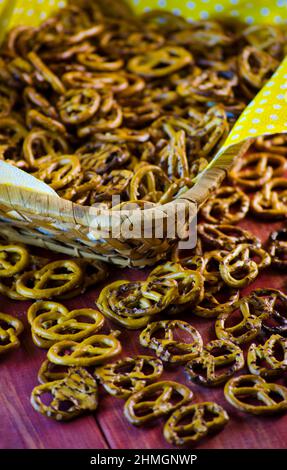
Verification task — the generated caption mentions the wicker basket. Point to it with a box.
[0,0,285,267]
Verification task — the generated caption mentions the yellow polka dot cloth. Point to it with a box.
[0,0,287,173]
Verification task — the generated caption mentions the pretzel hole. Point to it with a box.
[0,320,11,331]
[0,336,12,346]
[272,342,285,362]
[58,400,75,412]
[40,391,54,406]
[238,395,266,407]
[169,389,185,406]
[73,315,95,324]
[268,391,285,404]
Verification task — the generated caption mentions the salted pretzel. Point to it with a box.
[219,243,271,288]
[215,297,265,345]
[16,260,83,299]
[139,319,203,364]
[194,282,239,318]
[124,381,193,426]
[202,250,228,285]
[31,368,98,421]
[129,164,170,203]
[247,288,287,336]
[0,244,29,277]
[268,229,287,269]
[148,262,204,310]
[224,375,287,415]
[0,313,24,355]
[47,332,122,367]
[247,334,287,378]
[95,355,163,399]
[229,153,287,189]
[128,46,192,77]
[164,402,229,446]
[242,24,285,58]
[255,134,287,156]
[201,186,249,224]
[185,339,244,387]
[251,178,287,219]
[197,224,261,251]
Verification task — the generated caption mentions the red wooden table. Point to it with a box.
[1,215,287,449]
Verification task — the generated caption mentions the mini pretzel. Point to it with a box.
[238,46,279,99]
[148,262,204,309]
[0,117,27,146]
[127,46,192,77]
[58,88,100,124]
[247,334,287,378]
[28,51,66,95]
[139,319,203,364]
[215,297,263,345]
[31,368,98,421]
[23,129,69,168]
[27,300,69,325]
[38,359,71,384]
[0,313,24,355]
[229,153,287,189]
[124,381,193,426]
[242,24,284,57]
[224,374,287,415]
[16,260,83,299]
[219,244,271,288]
[202,250,228,285]
[268,229,287,269]
[0,244,29,277]
[129,164,170,203]
[255,134,287,156]
[34,154,81,190]
[194,282,239,318]
[32,308,104,343]
[198,223,261,251]
[164,402,229,446]
[194,105,229,158]
[47,332,122,367]
[97,278,177,326]
[252,178,287,219]
[95,355,163,399]
[185,339,244,387]
[201,186,249,224]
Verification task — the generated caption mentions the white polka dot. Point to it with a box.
[187,1,195,8]
[266,81,275,88]
[40,12,47,19]
[273,104,282,110]
[172,8,181,15]
[270,114,279,120]
[48,0,55,4]
[231,134,239,140]
[215,4,224,11]
[27,9,34,16]
[58,0,65,6]
[259,99,267,104]
[158,0,166,6]
[274,16,283,24]
[280,84,287,89]
[200,11,209,19]
[249,129,258,134]
[143,6,151,12]
[255,108,264,113]
[245,16,254,24]
[201,0,210,3]
[267,125,276,130]
[277,94,285,100]
[277,0,287,6]
[284,122,287,127]
[252,118,260,124]
[240,117,247,121]
[230,10,239,16]
[263,90,271,96]
[284,74,287,79]
[230,0,239,4]
[260,7,270,15]
[37,0,44,3]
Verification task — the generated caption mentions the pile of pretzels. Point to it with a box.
[1,0,287,448]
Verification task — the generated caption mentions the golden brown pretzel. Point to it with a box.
[16,260,83,299]
[224,374,287,415]
[124,381,193,426]
[164,402,229,445]
[31,368,98,421]
[201,186,249,224]
[0,313,24,355]
[0,244,29,277]
[128,46,192,77]
[95,355,163,398]
[247,334,287,378]
[139,319,203,364]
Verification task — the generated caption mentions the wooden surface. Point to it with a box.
[1,215,287,449]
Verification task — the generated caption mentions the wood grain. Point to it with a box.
[1,216,287,449]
